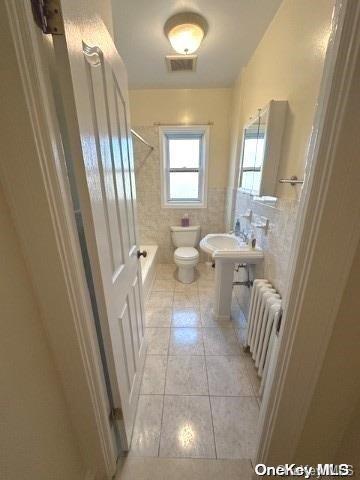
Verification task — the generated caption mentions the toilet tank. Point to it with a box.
[171,226,200,247]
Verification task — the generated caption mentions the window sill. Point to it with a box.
[161,201,207,209]
[238,187,260,196]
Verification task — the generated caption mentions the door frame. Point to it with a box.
[3,0,360,476]
[257,0,360,463]
[2,1,118,478]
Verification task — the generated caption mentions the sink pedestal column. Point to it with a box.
[213,259,234,320]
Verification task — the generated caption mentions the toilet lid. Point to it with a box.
[174,247,199,261]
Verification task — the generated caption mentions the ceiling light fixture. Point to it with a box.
[164,12,208,55]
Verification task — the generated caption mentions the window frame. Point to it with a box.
[159,125,209,208]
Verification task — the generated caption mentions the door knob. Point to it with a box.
[137,249,147,259]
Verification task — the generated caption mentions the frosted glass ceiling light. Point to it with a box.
[164,12,208,55]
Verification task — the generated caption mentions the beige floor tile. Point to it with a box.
[243,355,262,397]
[152,278,175,292]
[131,266,261,467]
[159,395,216,458]
[198,287,214,301]
[197,277,215,288]
[157,263,176,271]
[198,283,215,292]
[235,327,249,348]
[206,355,253,396]
[141,355,167,394]
[203,327,241,355]
[198,295,214,311]
[201,306,233,328]
[156,264,176,280]
[211,396,259,459]
[169,328,204,355]
[174,281,199,293]
[147,291,174,309]
[165,356,208,395]
[145,328,170,355]
[173,291,199,308]
[130,395,163,457]
[117,457,254,480]
[172,307,202,327]
[145,307,172,327]
[197,263,215,277]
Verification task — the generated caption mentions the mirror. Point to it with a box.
[239,100,287,197]
[240,110,267,194]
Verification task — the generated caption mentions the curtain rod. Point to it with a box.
[153,121,214,126]
[131,129,154,151]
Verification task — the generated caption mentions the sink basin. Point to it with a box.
[200,233,263,263]
[199,233,264,321]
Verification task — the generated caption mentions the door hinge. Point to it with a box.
[31,0,64,35]
[109,407,123,423]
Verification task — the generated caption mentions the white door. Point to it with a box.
[55,3,146,449]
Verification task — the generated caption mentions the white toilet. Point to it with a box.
[171,225,201,284]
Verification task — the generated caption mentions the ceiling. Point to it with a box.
[112,0,282,89]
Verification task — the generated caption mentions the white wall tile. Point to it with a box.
[232,190,298,300]
[133,126,226,263]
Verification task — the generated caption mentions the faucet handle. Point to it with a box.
[240,230,249,242]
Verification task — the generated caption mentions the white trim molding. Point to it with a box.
[257,0,360,464]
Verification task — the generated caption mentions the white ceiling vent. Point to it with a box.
[166,55,197,73]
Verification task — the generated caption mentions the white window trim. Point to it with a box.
[159,125,209,208]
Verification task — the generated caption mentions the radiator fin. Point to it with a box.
[246,279,281,385]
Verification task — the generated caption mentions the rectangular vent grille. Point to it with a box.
[166,55,197,72]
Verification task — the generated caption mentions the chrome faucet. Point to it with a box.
[239,230,249,243]
[228,228,248,242]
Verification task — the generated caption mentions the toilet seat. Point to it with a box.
[174,247,199,262]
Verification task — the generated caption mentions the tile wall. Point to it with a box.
[133,126,226,263]
[232,190,299,304]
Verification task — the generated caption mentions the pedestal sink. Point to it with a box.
[199,234,264,320]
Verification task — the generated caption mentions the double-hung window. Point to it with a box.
[160,125,209,208]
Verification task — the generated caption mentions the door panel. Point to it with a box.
[112,81,137,249]
[83,50,126,274]
[56,5,146,449]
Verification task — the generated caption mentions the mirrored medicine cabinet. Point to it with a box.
[238,100,288,198]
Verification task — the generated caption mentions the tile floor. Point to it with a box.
[117,457,254,480]
[130,262,261,463]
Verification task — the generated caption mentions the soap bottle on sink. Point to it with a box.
[234,218,241,237]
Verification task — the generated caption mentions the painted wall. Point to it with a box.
[0,184,83,480]
[130,88,231,262]
[294,241,360,465]
[227,0,335,297]
[227,0,335,196]
[129,89,231,189]
[261,34,360,466]
[291,47,360,466]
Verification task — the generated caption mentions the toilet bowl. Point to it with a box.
[170,226,201,284]
[174,247,199,283]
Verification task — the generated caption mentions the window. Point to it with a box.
[160,125,209,208]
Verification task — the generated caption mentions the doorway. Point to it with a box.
[3,1,360,478]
